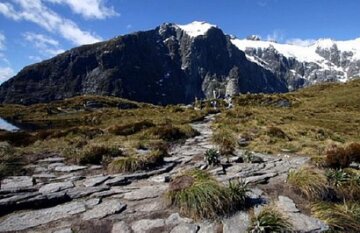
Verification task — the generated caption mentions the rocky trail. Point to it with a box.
[0,115,328,233]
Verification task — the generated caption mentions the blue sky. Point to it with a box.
[0,0,359,82]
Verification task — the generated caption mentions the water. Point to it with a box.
[0,118,20,132]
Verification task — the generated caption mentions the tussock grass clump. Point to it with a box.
[63,144,122,165]
[166,169,247,220]
[149,124,199,141]
[0,142,23,178]
[248,206,293,233]
[287,166,329,200]
[107,149,165,173]
[108,120,155,136]
[212,128,236,156]
[312,202,360,232]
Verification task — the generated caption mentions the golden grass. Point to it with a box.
[312,202,360,232]
[214,79,360,156]
[287,166,329,200]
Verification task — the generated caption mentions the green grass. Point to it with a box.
[166,169,247,220]
[287,166,329,200]
[212,127,236,156]
[312,202,360,233]
[248,205,293,233]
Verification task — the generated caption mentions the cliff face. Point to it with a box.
[0,22,288,105]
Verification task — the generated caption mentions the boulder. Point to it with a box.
[112,221,131,233]
[222,211,249,233]
[39,181,74,194]
[131,219,165,233]
[170,223,199,233]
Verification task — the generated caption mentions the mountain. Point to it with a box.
[1,21,359,105]
[231,36,360,90]
[0,21,287,105]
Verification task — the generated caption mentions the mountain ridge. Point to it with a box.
[0,21,359,105]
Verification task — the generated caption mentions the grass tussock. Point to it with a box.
[312,202,360,233]
[148,124,199,141]
[212,128,236,156]
[248,205,293,233]
[63,144,122,165]
[166,169,247,220]
[107,149,165,173]
[108,120,155,136]
[287,166,329,200]
[0,142,23,178]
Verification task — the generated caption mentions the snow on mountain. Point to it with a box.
[231,36,360,88]
[176,21,217,37]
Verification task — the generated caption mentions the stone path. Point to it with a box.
[0,115,328,232]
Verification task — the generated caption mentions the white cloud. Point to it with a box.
[28,55,43,62]
[23,32,65,56]
[266,30,285,43]
[0,0,102,45]
[0,33,5,50]
[0,67,15,83]
[126,24,132,29]
[286,38,316,47]
[47,0,119,19]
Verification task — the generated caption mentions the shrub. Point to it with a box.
[166,169,247,220]
[346,143,360,163]
[212,129,236,156]
[108,120,155,136]
[266,126,288,139]
[312,202,360,232]
[248,206,293,233]
[204,149,220,166]
[325,144,350,168]
[0,142,22,178]
[287,166,329,200]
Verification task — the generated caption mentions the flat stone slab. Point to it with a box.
[287,212,329,232]
[244,172,278,184]
[276,195,299,213]
[66,186,110,199]
[83,175,109,187]
[112,221,131,233]
[123,185,167,201]
[54,165,87,172]
[131,219,165,233]
[222,211,249,233]
[170,223,199,233]
[39,181,74,194]
[1,176,34,192]
[82,199,126,220]
[38,157,65,163]
[0,201,86,231]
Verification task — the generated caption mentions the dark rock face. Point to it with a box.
[0,24,288,105]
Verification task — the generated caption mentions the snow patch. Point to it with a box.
[177,21,216,37]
